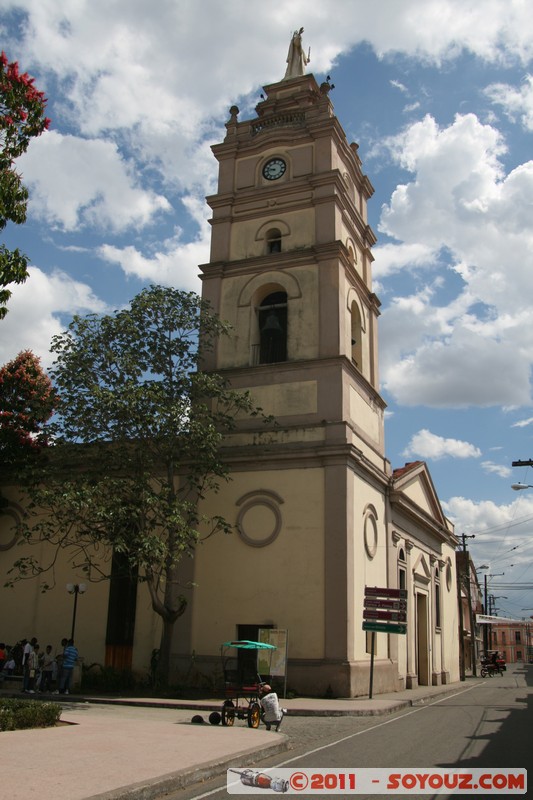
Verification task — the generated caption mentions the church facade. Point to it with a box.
[0,62,460,697]
[181,71,459,696]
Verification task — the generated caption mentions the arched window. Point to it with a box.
[259,291,287,364]
[266,228,282,254]
[398,548,406,592]
[434,566,441,629]
[350,300,362,368]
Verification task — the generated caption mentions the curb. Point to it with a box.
[2,685,475,717]
[84,736,289,800]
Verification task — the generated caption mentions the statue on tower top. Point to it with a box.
[283,27,310,80]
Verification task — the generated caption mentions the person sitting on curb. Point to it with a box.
[259,684,286,732]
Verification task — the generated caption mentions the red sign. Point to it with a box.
[363,608,407,622]
[364,598,407,611]
[365,587,407,599]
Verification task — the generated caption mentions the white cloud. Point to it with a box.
[97,187,210,291]
[512,418,533,428]
[379,114,507,243]
[98,235,206,293]
[485,75,533,132]
[481,461,512,478]
[0,267,108,368]
[442,494,533,578]
[3,0,533,409]
[377,112,533,407]
[19,131,170,232]
[382,316,532,407]
[6,1,533,197]
[99,239,205,294]
[403,428,482,460]
[373,242,437,279]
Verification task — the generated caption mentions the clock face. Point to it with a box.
[262,158,287,181]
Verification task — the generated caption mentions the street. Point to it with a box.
[174,664,531,800]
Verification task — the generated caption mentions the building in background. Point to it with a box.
[456,550,484,676]
[490,619,532,663]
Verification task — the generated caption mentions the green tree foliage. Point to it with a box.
[13,286,268,684]
[0,349,58,463]
[0,51,50,319]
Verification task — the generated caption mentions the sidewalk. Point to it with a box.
[2,678,480,800]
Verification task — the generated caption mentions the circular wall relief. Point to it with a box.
[364,512,378,559]
[0,506,22,551]
[236,492,283,548]
[446,560,453,591]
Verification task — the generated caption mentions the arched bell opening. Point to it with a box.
[266,228,282,254]
[258,291,287,364]
[350,300,363,369]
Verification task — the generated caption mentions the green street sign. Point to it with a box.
[363,621,407,635]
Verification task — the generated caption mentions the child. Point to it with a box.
[40,645,55,693]
[259,684,286,732]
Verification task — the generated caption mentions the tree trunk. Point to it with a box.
[145,562,187,687]
[157,616,176,687]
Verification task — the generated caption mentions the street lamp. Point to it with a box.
[491,595,508,613]
[66,583,86,641]
[511,483,533,491]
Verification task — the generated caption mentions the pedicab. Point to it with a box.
[220,640,277,728]
[480,651,506,677]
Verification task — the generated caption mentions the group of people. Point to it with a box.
[0,636,79,695]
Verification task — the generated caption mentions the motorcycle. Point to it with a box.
[480,653,506,677]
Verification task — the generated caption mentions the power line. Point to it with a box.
[467,517,533,536]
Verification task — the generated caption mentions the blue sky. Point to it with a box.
[2,0,533,622]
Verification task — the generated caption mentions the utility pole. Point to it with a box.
[512,460,533,467]
[457,553,466,681]
[484,574,488,653]
[461,533,477,678]
[484,573,504,651]
[459,534,477,677]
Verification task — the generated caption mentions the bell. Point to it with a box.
[261,311,283,333]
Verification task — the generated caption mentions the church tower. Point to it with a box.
[201,72,385,456]
[193,37,394,696]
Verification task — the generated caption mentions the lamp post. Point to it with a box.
[490,595,507,617]
[66,583,86,641]
[511,483,533,491]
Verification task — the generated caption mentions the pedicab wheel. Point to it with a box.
[248,701,261,729]
[222,700,235,726]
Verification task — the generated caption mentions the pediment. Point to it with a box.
[412,552,432,582]
[391,461,451,532]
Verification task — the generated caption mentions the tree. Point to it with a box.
[0,51,50,319]
[12,286,269,685]
[0,349,58,464]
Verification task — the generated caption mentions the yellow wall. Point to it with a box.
[0,515,109,662]
[191,467,325,660]
[350,481,388,660]
[0,497,161,677]
[230,209,314,262]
